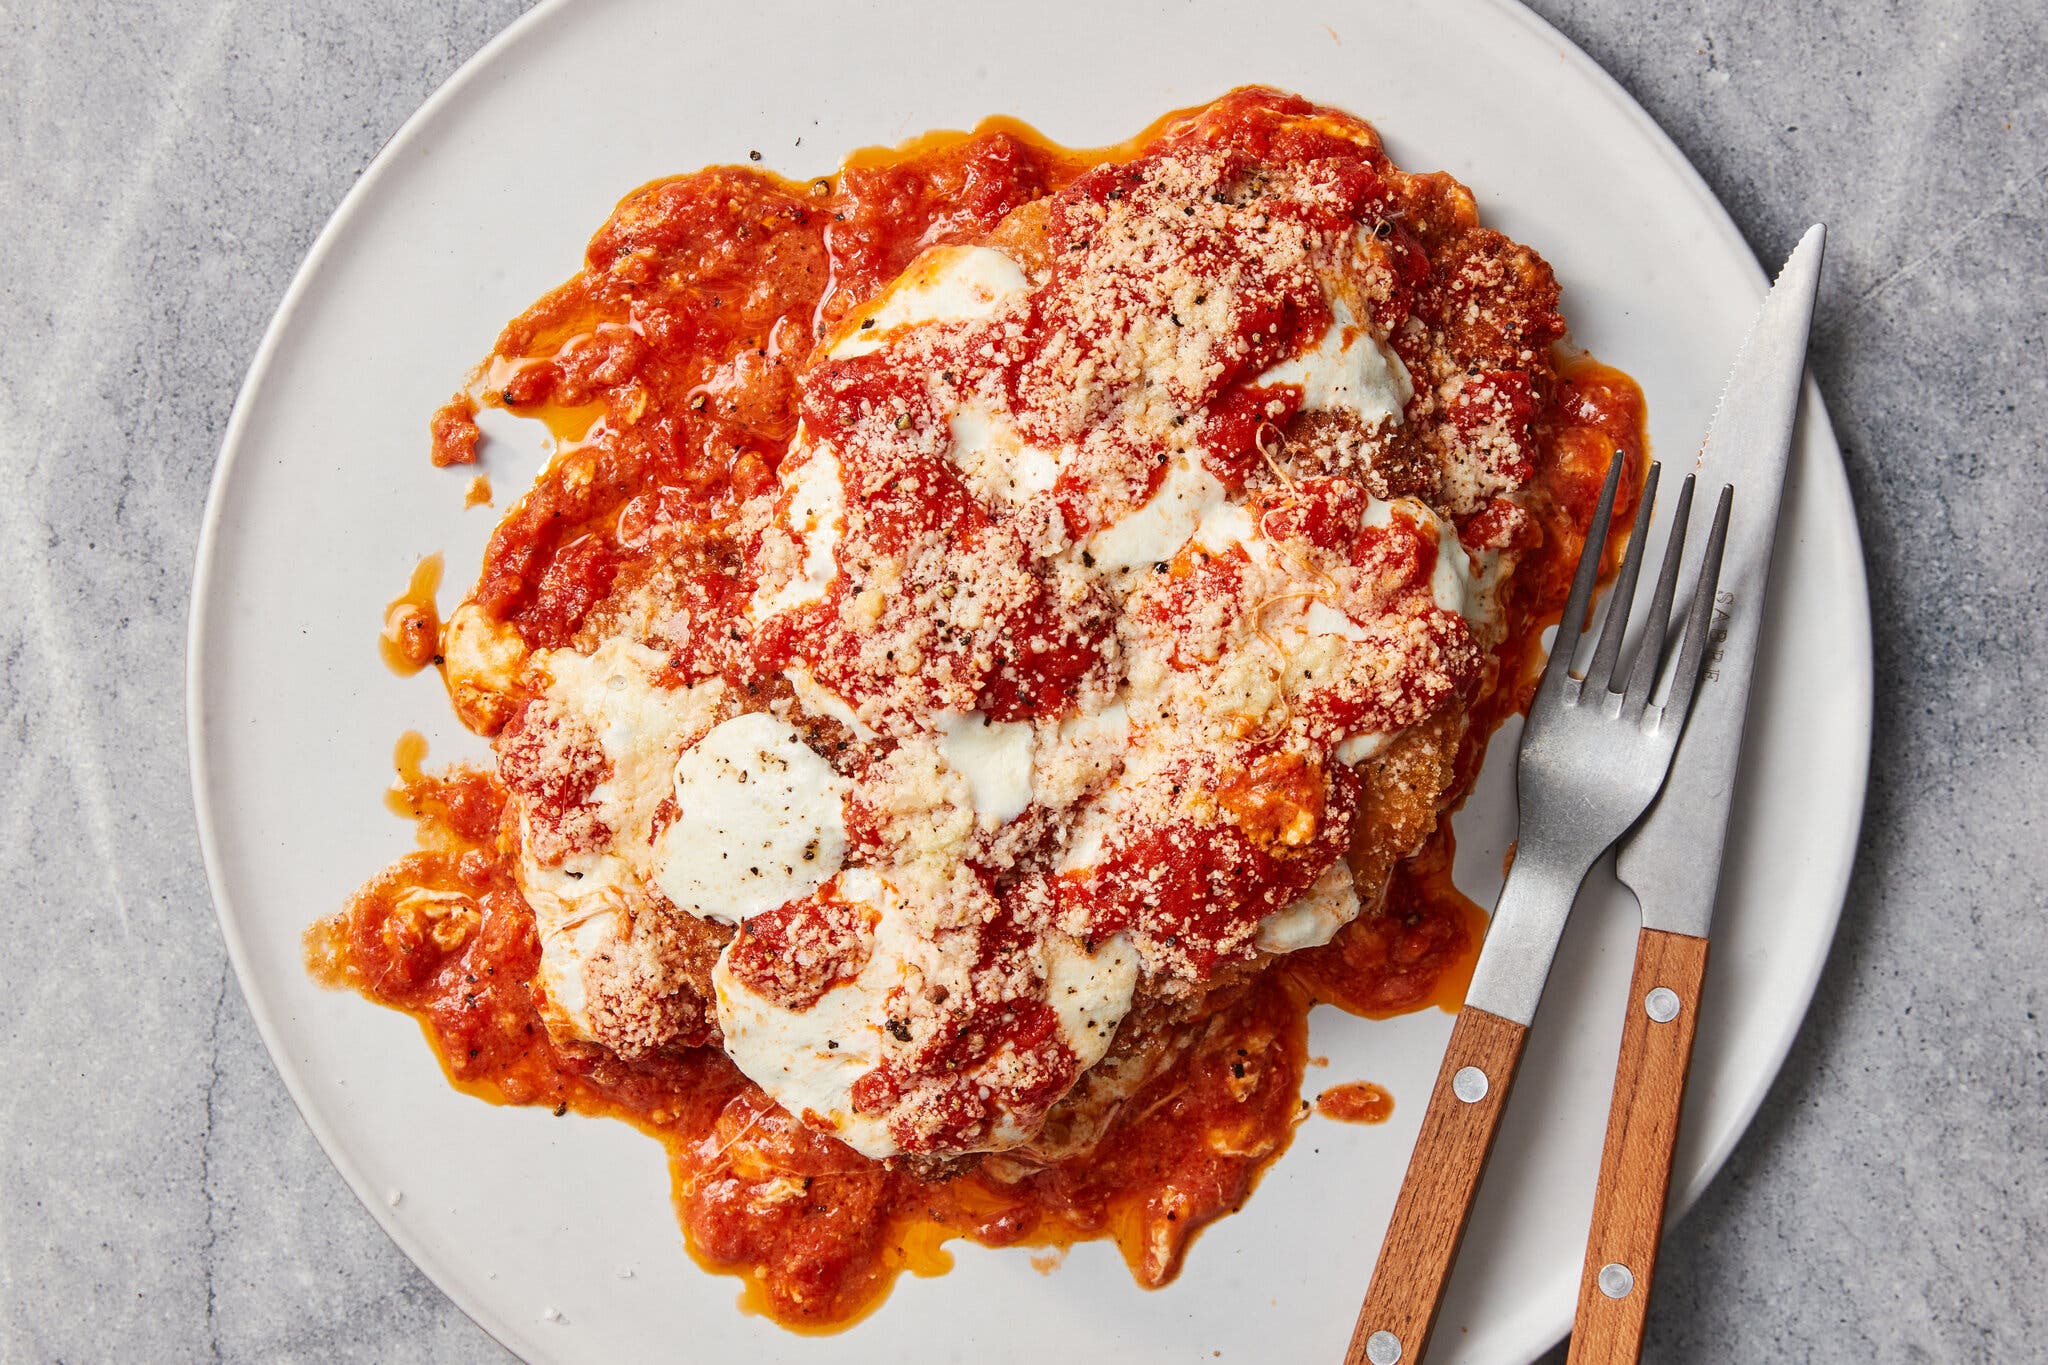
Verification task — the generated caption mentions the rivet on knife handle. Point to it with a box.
[1567,927,1710,1364]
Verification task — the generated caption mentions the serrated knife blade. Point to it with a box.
[1613,224,1827,933]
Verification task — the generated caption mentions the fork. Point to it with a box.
[1344,452,1732,1365]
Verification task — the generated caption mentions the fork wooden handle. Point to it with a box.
[1567,928,1711,1364]
[1346,1006,1529,1365]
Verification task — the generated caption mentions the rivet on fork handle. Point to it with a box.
[1345,1006,1530,1365]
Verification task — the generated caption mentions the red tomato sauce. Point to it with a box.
[1316,1080,1396,1125]
[378,554,442,676]
[314,89,1647,1332]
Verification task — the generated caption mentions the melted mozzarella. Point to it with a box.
[935,711,1036,827]
[1433,527,1479,621]
[541,641,724,837]
[1363,496,1487,627]
[1083,455,1231,572]
[829,245,1029,359]
[1255,858,1363,954]
[1304,600,1367,642]
[948,403,1063,507]
[1053,733,1168,878]
[1032,700,1131,820]
[1334,731,1393,765]
[713,868,902,1156]
[1057,698,1131,747]
[1256,298,1413,427]
[714,870,1140,1159]
[752,440,845,619]
[652,712,848,924]
[1057,806,1114,877]
[1412,504,1485,625]
[1430,511,1510,630]
[1193,498,1259,558]
[785,664,875,740]
[440,600,529,729]
[517,644,728,1042]
[1043,933,1140,1062]
[521,841,634,1043]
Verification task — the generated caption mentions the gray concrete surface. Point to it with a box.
[1,1,2041,1360]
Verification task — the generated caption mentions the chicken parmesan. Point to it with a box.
[310,87,1644,1328]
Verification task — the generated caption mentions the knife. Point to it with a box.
[1566,224,1827,1363]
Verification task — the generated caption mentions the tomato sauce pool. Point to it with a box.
[312,90,1648,1333]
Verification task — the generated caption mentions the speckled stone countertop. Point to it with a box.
[2,2,2041,1360]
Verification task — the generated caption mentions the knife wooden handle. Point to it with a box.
[1567,927,1711,1365]
[1346,1006,1529,1365]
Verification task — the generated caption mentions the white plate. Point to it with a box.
[187,1,1870,1360]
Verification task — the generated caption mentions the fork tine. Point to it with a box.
[1621,473,1698,716]
[1662,484,1734,724]
[1533,451,1625,713]
[1586,461,1661,694]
